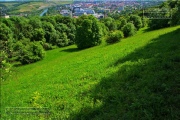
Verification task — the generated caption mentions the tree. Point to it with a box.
[41,16,56,25]
[42,21,56,43]
[129,15,143,30]
[0,23,14,58]
[75,16,103,49]
[101,17,117,31]
[0,23,13,80]
[9,16,28,40]
[55,32,69,47]
[0,51,11,81]
[149,17,170,30]
[170,1,180,26]
[142,17,149,27]
[148,2,172,29]
[122,23,136,37]
[2,18,15,30]
[118,17,127,30]
[167,0,178,8]
[29,17,42,29]
[55,23,69,33]
[55,23,76,45]
[16,41,45,65]
[32,28,45,42]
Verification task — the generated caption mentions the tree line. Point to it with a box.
[0,13,145,80]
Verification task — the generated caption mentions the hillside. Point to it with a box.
[0,1,72,15]
[1,26,180,119]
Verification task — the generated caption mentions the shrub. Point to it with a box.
[122,23,136,37]
[56,33,69,47]
[67,33,75,45]
[0,51,11,81]
[32,28,45,42]
[129,15,143,30]
[17,42,45,64]
[42,21,56,43]
[106,30,124,44]
[101,17,117,31]
[42,43,54,50]
[118,17,127,30]
[142,17,149,27]
[149,19,170,30]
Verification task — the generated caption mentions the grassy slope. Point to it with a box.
[1,26,180,119]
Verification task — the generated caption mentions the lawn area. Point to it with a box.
[1,26,180,119]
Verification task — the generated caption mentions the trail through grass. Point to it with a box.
[1,26,180,119]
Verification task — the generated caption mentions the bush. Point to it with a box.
[17,42,45,64]
[122,23,136,37]
[129,15,143,30]
[0,51,11,81]
[118,17,127,30]
[149,19,170,30]
[56,33,69,47]
[106,30,124,44]
[32,28,45,42]
[142,17,149,27]
[101,17,117,31]
[43,43,54,50]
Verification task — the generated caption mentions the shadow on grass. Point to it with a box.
[60,48,80,53]
[70,28,180,119]
[13,63,22,67]
[141,27,152,33]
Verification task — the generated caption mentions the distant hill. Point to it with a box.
[0,1,72,15]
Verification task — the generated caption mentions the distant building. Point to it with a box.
[84,9,95,15]
[60,9,70,17]
[73,12,87,18]
[118,6,124,11]
[1,14,9,18]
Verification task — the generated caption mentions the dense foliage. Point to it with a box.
[123,23,136,37]
[128,15,143,30]
[106,30,124,44]
[101,17,117,31]
[0,23,13,80]
[75,15,103,49]
[15,41,45,65]
[148,0,180,29]
[0,51,11,81]
[0,15,77,66]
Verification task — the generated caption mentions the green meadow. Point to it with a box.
[1,26,180,119]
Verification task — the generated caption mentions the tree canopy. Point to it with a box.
[75,15,103,49]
